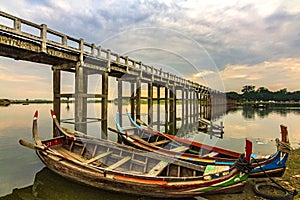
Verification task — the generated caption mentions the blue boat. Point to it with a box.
[111,111,292,178]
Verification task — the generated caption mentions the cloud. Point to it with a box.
[221,57,300,92]
[193,70,215,78]
[1,1,299,68]
[0,74,43,83]
[0,0,299,97]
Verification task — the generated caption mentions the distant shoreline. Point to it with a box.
[2,99,300,106]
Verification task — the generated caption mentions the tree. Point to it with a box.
[241,85,256,101]
[256,87,272,101]
[241,85,255,94]
[226,91,241,100]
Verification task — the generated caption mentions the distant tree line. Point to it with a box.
[226,85,300,102]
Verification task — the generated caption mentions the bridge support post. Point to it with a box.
[75,64,87,133]
[117,79,123,143]
[193,91,197,130]
[169,84,176,134]
[53,67,61,136]
[101,71,108,139]
[136,78,141,122]
[164,86,169,133]
[156,86,161,131]
[130,82,135,120]
[180,87,185,135]
[185,88,189,131]
[148,82,153,127]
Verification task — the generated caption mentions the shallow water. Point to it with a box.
[0,103,299,199]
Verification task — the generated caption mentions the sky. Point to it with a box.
[0,0,300,99]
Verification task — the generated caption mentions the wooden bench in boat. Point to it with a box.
[130,135,170,147]
[151,139,170,146]
[85,151,112,164]
[106,156,131,170]
[169,146,189,153]
[55,147,88,163]
[54,146,113,165]
[146,160,169,176]
[203,152,219,157]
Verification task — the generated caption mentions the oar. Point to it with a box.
[19,139,102,172]
[136,119,181,146]
[108,127,128,136]
[136,119,154,130]
[19,139,47,151]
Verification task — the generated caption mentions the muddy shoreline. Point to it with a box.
[202,148,300,200]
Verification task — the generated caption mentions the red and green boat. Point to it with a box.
[19,110,253,198]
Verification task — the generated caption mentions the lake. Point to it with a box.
[0,103,299,199]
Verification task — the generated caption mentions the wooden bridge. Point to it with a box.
[0,11,226,138]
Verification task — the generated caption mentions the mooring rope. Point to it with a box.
[234,153,253,173]
[276,138,292,153]
[251,156,298,199]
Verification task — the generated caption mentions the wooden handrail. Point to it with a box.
[0,11,216,94]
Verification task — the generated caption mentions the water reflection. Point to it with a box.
[1,104,300,199]
[228,105,300,120]
[0,168,195,200]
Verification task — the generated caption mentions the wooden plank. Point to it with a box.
[91,145,97,157]
[203,152,219,157]
[147,160,168,176]
[85,151,112,164]
[151,139,170,146]
[56,147,87,163]
[69,141,74,151]
[106,156,131,170]
[170,146,189,153]
[80,143,86,156]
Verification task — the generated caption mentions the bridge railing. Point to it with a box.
[0,11,214,92]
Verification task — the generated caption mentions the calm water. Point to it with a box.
[0,103,299,199]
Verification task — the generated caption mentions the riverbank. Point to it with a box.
[203,148,300,200]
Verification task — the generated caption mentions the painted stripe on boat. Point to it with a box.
[113,175,167,185]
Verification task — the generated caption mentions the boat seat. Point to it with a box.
[151,139,170,146]
[56,147,87,163]
[106,156,131,170]
[146,160,169,176]
[170,146,189,153]
[203,152,219,157]
[85,151,112,164]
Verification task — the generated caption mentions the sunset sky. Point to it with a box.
[0,0,299,99]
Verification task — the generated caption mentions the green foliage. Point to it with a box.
[226,85,300,102]
[226,91,240,100]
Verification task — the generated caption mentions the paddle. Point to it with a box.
[135,118,181,146]
[136,119,154,130]
[19,139,45,150]
[108,127,128,136]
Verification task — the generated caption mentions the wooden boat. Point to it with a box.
[111,111,292,178]
[19,110,253,199]
[252,103,267,109]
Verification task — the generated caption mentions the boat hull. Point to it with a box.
[116,112,291,178]
[36,149,247,198]
[18,110,253,199]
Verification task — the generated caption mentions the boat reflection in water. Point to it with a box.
[0,167,159,200]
